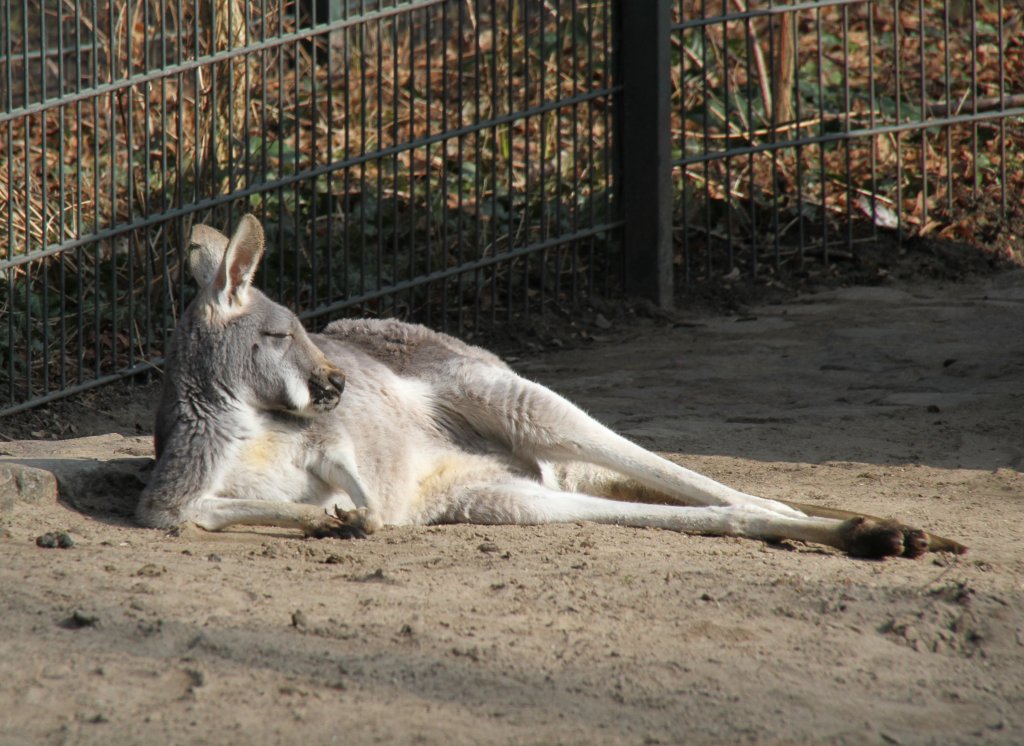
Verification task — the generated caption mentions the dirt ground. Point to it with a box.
[2,265,1023,745]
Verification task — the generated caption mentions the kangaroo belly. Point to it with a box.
[385,448,541,526]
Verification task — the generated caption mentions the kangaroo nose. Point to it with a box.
[328,371,346,394]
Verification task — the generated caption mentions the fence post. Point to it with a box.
[618,0,673,308]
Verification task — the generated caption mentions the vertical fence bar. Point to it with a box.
[942,0,953,214]
[917,0,927,237]
[867,0,879,243]
[676,0,689,286]
[618,0,672,308]
[742,5,753,275]
[793,4,807,264]
[996,0,1007,217]
[969,0,978,201]
[4,0,12,407]
[891,0,903,241]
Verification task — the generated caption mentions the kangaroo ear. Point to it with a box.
[212,214,265,310]
[187,224,230,287]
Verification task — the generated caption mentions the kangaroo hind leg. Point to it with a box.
[444,368,959,557]
[437,478,926,557]
[446,370,803,516]
[554,462,950,557]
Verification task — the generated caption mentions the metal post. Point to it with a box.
[618,0,673,308]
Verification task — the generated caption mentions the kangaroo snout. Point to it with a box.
[310,366,346,411]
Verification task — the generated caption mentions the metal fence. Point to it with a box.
[667,0,1023,298]
[2,0,1022,415]
[1,0,622,415]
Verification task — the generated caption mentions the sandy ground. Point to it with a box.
[1,270,1023,745]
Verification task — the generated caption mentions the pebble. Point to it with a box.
[36,531,74,549]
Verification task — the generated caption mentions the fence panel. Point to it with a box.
[671,0,1023,285]
[1,0,623,415]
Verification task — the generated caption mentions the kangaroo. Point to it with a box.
[137,214,967,558]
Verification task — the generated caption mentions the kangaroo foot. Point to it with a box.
[839,516,931,559]
[304,507,375,540]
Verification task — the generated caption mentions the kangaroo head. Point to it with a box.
[184,214,346,416]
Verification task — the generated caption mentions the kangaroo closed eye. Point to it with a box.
[262,331,293,339]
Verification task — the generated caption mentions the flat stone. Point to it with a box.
[0,434,153,517]
[0,462,58,510]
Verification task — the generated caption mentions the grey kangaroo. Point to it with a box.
[137,214,966,558]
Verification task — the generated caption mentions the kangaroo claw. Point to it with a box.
[304,507,374,540]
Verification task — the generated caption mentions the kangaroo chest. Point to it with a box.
[217,428,335,506]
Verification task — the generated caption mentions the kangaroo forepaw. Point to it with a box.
[839,517,932,559]
[304,507,374,540]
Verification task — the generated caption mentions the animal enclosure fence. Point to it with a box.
[1,0,1021,415]
[668,0,1023,296]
